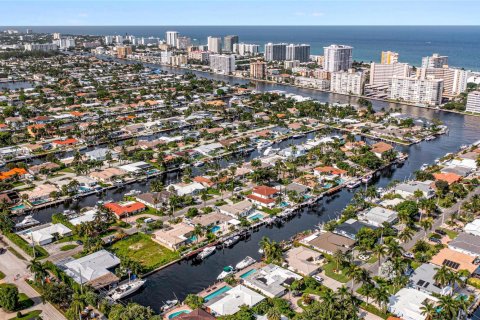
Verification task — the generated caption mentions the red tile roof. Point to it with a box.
[246,194,276,204]
[52,138,78,145]
[314,166,347,175]
[104,202,146,217]
[252,185,279,197]
[0,168,28,181]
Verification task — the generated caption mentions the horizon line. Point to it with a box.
[2,24,480,27]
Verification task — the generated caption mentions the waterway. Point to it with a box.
[21,60,480,313]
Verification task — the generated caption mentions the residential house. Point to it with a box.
[464,219,480,237]
[168,181,205,196]
[205,285,265,316]
[136,191,172,210]
[362,207,398,227]
[448,232,480,257]
[242,264,302,298]
[21,184,59,203]
[371,141,394,158]
[388,288,438,320]
[430,248,479,273]
[218,200,255,218]
[85,148,118,161]
[89,168,126,183]
[305,231,356,254]
[334,219,378,240]
[104,201,146,218]
[313,166,347,181]
[246,185,279,208]
[152,222,195,250]
[394,180,435,199]
[284,246,323,276]
[409,263,454,296]
[19,223,72,246]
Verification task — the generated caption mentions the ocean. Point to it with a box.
[5,25,480,70]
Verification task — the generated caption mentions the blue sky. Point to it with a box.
[2,0,479,26]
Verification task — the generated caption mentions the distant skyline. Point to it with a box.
[2,0,480,26]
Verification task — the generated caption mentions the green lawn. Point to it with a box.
[322,261,349,283]
[9,310,42,320]
[18,293,34,310]
[60,167,75,173]
[439,228,459,240]
[59,244,78,251]
[110,233,180,273]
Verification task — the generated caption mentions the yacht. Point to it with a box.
[217,266,235,280]
[108,279,146,301]
[125,189,141,197]
[263,147,280,156]
[235,256,256,270]
[15,215,40,229]
[224,236,240,248]
[420,163,429,171]
[292,133,304,139]
[160,299,179,312]
[197,246,215,260]
[257,140,273,150]
[347,180,361,189]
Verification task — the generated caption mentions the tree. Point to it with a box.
[108,303,159,320]
[332,249,346,272]
[184,294,204,309]
[0,284,19,311]
[399,227,414,243]
[372,243,387,268]
[28,260,47,284]
[266,307,281,320]
[259,237,282,263]
[420,301,436,320]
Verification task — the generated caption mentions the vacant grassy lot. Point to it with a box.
[110,233,180,273]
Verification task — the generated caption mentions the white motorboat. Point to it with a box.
[15,215,40,229]
[108,279,146,301]
[361,175,372,183]
[125,189,141,197]
[263,147,280,156]
[347,180,361,189]
[420,163,429,171]
[160,299,179,312]
[292,133,304,138]
[217,266,235,280]
[224,236,240,247]
[197,246,215,260]
[257,140,273,150]
[235,256,256,270]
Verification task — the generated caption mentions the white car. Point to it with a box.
[358,254,370,261]
[403,252,414,259]
[313,275,324,283]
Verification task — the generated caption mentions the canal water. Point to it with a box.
[21,60,480,312]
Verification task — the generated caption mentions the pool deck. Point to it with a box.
[163,306,192,320]
[234,261,265,280]
[197,281,230,300]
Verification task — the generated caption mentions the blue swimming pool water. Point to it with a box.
[30,199,48,206]
[210,225,221,233]
[204,286,231,302]
[248,213,264,221]
[240,269,257,279]
[11,204,26,211]
[168,310,190,319]
[279,202,289,208]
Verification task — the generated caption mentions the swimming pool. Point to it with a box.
[210,225,221,233]
[11,204,26,211]
[248,213,264,221]
[240,269,257,279]
[204,285,231,302]
[279,202,289,208]
[168,310,190,319]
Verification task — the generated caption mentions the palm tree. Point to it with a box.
[28,260,47,284]
[434,266,451,288]
[386,240,404,258]
[345,264,364,293]
[399,227,414,243]
[259,237,282,263]
[420,301,436,320]
[332,249,346,272]
[372,243,387,268]
[420,218,433,239]
[266,307,281,320]
[372,285,389,312]
[438,295,458,319]
[193,224,204,244]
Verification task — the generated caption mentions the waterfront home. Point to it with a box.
[89,167,126,183]
[218,200,255,218]
[371,141,394,158]
[20,184,59,203]
[194,142,224,156]
[278,146,306,158]
[28,162,61,175]
[152,222,195,250]
[192,176,217,188]
[430,248,479,273]
[388,288,438,320]
[63,249,120,290]
[394,180,435,199]
[52,138,80,149]
[135,191,172,209]
[362,207,398,227]
[409,263,454,296]
[175,308,215,320]
[19,223,72,246]
[284,246,324,276]
[464,219,480,237]
[246,185,280,208]
[119,161,152,174]
[104,201,146,218]
[447,232,480,257]
[242,264,302,298]
[432,172,462,185]
[448,155,478,170]
[440,165,472,177]
[304,231,356,255]
[0,167,29,181]
[167,181,205,196]
[205,285,264,316]
[85,148,118,161]
[313,166,347,180]
[284,182,310,195]
[191,212,231,231]
[69,209,97,226]
[333,219,378,240]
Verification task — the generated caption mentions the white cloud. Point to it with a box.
[311,12,324,16]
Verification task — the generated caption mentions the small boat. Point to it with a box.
[108,279,146,301]
[347,180,361,189]
[15,215,40,229]
[63,209,76,216]
[361,175,372,183]
[263,147,280,156]
[235,256,256,270]
[292,133,304,139]
[217,266,235,280]
[125,189,141,196]
[420,163,429,171]
[224,236,240,247]
[258,248,264,254]
[197,246,215,260]
[257,140,273,150]
[160,299,179,312]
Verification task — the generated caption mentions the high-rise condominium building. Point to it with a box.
[250,60,266,79]
[104,36,113,45]
[369,62,411,85]
[330,69,365,95]
[264,43,287,61]
[177,36,191,49]
[209,54,236,74]
[24,43,58,52]
[380,51,399,64]
[390,76,444,105]
[233,43,259,56]
[166,31,179,47]
[116,45,132,59]
[286,44,311,62]
[223,35,239,52]
[421,53,448,68]
[466,91,480,114]
[53,32,61,40]
[323,44,353,72]
[416,66,470,97]
[53,38,76,50]
[207,36,222,53]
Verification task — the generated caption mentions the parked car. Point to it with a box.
[358,254,370,261]
[429,237,442,244]
[435,229,447,236]
[402,251,414,259]
[313,275,324,283]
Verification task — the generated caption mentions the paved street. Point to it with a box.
[0,236,66,320]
